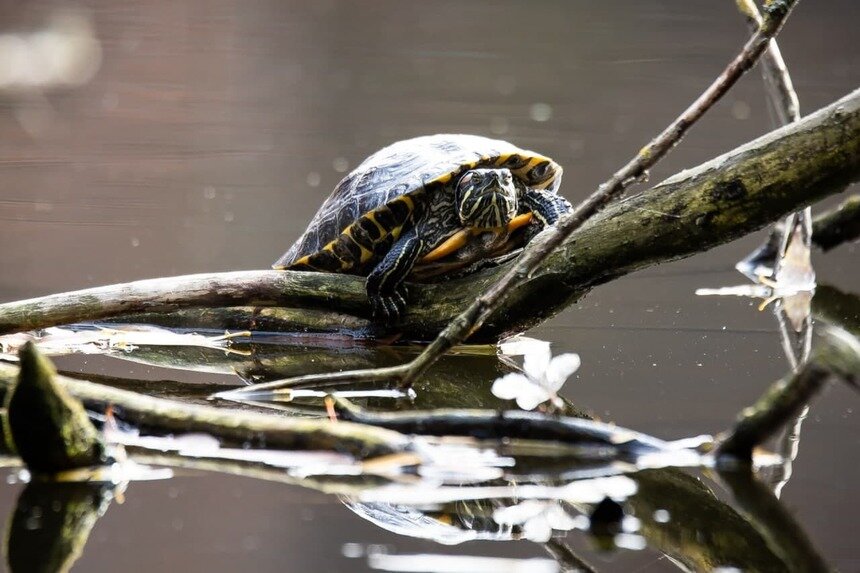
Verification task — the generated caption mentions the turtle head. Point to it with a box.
[455,168,518,230]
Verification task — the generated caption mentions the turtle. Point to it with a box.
[273,134,572,323]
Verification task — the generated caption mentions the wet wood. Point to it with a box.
[0,361,409,460]
[719,468,831,572]
[3,343,106,474]
[0,88,857,341]
[716,325,860,460]
[331,396,672,456]
[811,195,860,252]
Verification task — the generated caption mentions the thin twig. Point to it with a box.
[736,0,811,498]
[233,0,803,392]
[736,0,800,124]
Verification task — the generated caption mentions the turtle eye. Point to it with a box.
[462,171,484,189]
[459,172,474,188]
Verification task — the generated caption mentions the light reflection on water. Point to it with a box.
[0,0,858,571]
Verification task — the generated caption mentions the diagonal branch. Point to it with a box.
[736,0,800,125]
[0,87,856,348]
[307,0,804,389]
[227,1,820,393]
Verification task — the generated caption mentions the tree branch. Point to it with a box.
[0,361,409,459]
[736,0,800,125]
[811,194,860,251]
[716,325,860,460]
[1,85,855,346]
[380,0,803,387]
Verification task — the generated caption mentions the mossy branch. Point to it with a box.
[0,87,856,342]
[3,342,106,474]
[0,361,409,460]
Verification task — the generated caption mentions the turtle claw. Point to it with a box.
[371,286,408,325]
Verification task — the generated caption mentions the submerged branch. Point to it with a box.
[329,396,673,457]
[716,325,860,460]
[0,362,408,460]
[811,194,860,251]
[719,468,831,572]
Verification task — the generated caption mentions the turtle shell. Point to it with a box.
[273,134,562,275]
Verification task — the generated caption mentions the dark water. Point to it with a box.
[1,1,858,571]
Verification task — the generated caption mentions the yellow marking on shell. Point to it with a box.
[284,254,313,269]
[366,212,387,235]
[319,240,351,270]
[391,225,404,240]
[398,195,415,211]
[510,159,535,179]
[358,244,374,263]
[343,224,373,258]
[525,157,543,170]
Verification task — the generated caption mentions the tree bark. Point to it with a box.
[0,88,858,341]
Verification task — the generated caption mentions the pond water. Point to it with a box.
[0,1,858,571]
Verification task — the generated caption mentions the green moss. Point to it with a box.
[4,343,105,474]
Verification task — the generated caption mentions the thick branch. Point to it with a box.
[1,89,856,341]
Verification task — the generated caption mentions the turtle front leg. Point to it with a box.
[366,229,424,324]
[522,189,573,227]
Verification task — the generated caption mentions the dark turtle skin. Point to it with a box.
[274,134,571,323]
